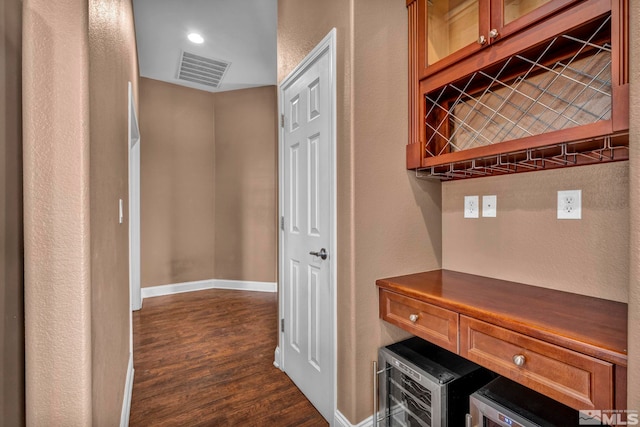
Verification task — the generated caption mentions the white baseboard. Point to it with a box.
[120,353,134,427]
[141,279,277,300]
[334,410,373,427]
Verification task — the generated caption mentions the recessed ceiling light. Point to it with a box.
[188,33,204,44]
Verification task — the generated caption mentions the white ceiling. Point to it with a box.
[132,0,277,93]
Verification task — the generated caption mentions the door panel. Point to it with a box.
[308,134,321,236]
[289,142,300,234]
[289,259,301,353]
[308,264,321,371]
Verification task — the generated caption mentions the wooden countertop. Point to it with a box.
[376,269,628,366]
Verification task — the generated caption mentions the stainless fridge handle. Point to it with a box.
[466,413,473,427]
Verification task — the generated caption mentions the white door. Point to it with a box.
[280,30,336,422]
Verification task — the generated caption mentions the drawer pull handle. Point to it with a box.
[513,354,526,367]
[409,314,419,323]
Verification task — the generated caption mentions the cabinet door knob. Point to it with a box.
[489,28,499,39]
[477,35,487,45]
[409,314,419,323]
[513,354,526,367]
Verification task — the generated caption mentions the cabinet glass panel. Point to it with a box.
[428,0,479,66]
[503,0,553,26]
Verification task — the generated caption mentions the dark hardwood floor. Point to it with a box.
[129,289,328,427]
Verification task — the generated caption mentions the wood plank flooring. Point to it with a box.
[129,289,328,427]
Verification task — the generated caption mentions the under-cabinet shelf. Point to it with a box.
[415,132,628,180]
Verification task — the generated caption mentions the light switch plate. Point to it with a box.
[464,195,479,218]
[482,195,497,217]
[557,190,581,219]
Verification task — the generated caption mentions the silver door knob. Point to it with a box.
[477,35,487,45]
[513,354,526,367]
[309,248,328,260]
[489,28,499,39]
[409,314,419,323]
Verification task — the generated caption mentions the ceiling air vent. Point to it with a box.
[177,51,230,89]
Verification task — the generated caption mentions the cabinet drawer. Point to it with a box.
[379,289,458,353]
[460,316,613,410]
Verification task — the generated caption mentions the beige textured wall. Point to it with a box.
[24,0,138,423]
[88,0,139,424]
[352,0,442,422]
[278,0,443,423]
[23,0,93,424]
[442,162,629,302]
[139,81,278,287]
[139,78,216,287]
[628,0,639,410]
[213,86,277,282]
[1,0,24,424]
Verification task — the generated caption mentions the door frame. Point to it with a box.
[275,28,337,421]
[128,81,142,321]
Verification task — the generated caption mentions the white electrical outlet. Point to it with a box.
[557,190,581,220]
[482,195,497,217]
[464,195,479,218]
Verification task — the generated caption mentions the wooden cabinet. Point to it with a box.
[460,315,613,410]
[406,0,629,179]
[379,289,459,352]
[376,270,628,412]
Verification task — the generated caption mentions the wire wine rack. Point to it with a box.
[417,13,627,180]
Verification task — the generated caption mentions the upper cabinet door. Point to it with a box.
[418,0,583,79]
[419,0,489,78]
[490,0,581,41]
[428,0,480,63]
